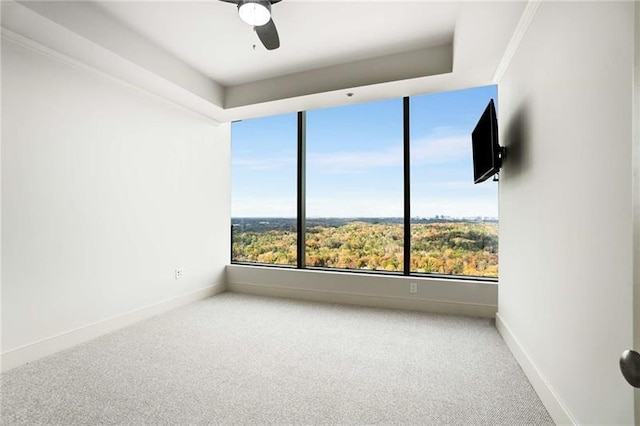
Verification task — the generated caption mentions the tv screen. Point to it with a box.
[471,99,501,184]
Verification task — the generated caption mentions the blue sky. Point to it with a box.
[232,85,498,218]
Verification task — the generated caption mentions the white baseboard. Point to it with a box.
[228,281,497,318]
[0,283,226,373]
[495,312,576,425]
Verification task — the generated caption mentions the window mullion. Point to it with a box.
[297,111,306,269]
[403,97,411,276]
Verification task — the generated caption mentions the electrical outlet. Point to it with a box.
[175,268,184,280]
[410,282,418,294]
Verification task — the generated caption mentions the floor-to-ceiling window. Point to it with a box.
[231,86,499,279]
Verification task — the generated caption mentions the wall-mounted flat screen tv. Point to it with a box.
[471,99,503,184]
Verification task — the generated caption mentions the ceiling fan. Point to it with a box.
[219,0,282,50]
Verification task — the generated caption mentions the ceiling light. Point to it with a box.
[238,1,271,27]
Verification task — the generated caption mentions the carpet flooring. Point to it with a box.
[1,292,553,425]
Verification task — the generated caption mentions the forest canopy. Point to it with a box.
[232,219,498,278]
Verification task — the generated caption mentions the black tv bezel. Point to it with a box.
[472,99,502,184]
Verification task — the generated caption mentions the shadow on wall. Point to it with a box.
[502,102,531,179]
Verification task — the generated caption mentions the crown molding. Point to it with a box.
[1,1,223,123]
[492,0,543,84]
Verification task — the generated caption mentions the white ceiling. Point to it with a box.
[9,1,529,122]
[93,1,460,86]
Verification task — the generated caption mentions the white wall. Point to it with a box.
[227,265,498,318]
[497,2,635,424]
[1,38,230,368]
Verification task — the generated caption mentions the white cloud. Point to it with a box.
[304,134,471,175]
[307,146,402,172]
[411,135,470,164]
[232,155,296,171]
[232,133,472,175]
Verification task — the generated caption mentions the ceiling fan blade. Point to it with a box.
[218,0,240,3]
[255,18,280,50]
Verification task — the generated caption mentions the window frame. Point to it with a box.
[231,94,498,282]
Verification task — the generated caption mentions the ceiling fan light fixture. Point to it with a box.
[238,1,271,27]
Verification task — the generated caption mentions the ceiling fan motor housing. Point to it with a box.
[238,0,272,27]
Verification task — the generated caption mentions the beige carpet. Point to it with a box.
[1,292,553,425]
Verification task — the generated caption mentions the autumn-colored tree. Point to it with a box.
[233,221,498,278]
